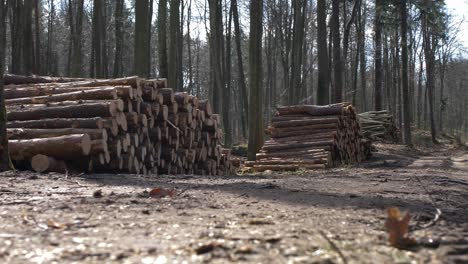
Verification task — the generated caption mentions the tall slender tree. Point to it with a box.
[247,0,264,160]
[400,0,412,145]
[374,0,383,110]
[157,0,168,78]
[316,0,329,105]
[331,0,343,102]
[289,0,307,104]
[232,0,248,137]
[0,0,11,170]
[168,0,181,90]
[113,0,124,77]
[135,0,150,78]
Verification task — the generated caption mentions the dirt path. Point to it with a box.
[0,144,467,263]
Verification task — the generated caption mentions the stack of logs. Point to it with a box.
[245,103,367,172]
[5,75,236,175]
[357,110,400,143]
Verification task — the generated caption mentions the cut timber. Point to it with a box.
[6,100,125,112]
[271,117,340,128]
[6,86,133,105]
[7,128,107,140]
[3,74,88,84]
[160,88,175,104]
[198,100,213,116]
[9,134,91,160]
[7,117,104,129]
[249,164,326,172]
[261,140,335,151]
[244,159,327,166]
[7,102,121,121]
[276,103,350,116]
[31,154,68,173]
[4,84,132,99]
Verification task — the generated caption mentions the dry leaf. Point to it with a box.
[46,219,67,229]
[149,188,175,198]
[385,207,417,249]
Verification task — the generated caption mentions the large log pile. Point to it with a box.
[5,75,236,176]
[357,110,400,143]
[245,103,367,172]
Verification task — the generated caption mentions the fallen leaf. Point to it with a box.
[385,207,417,249]
[47,219,67,229]
[149,188,175,198]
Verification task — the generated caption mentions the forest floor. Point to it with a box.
[1,143,467,263]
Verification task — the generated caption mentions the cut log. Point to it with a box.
[7,102,121,121]
[3,74,88,84]
[31,154,68,173]
[9,134,91,160]
[6,86,133,105]
[7,117,104,129]
[276,103,350,116]
[7,128,107,141]
[198,100,213,116]
[248,164,326,172]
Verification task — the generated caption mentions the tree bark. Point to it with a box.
[0,0,11,171]
[400,0,412,146]
[331,0,343,103]
[157,0,168,78]
[374,0,383,110]
[168,0,181,90]
[9,134,91,160]
[113,0,124,77]
[232,0,248,138]
[317,0,330,105]
[247,0,264,161]
[134,0,150,78]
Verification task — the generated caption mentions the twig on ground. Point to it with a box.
[319,230,348,264]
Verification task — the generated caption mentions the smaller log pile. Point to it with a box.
[357,110,400,143]
[5,75,236,176]
[245,103,366,172]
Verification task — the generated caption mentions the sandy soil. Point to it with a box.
[0,144,467,263]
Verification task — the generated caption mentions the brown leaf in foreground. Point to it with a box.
[385,207,417,249]
[149,188,175,198]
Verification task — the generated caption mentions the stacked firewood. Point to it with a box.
[357,110,400,143]
[245,103,366,172]
[5,75,236,176]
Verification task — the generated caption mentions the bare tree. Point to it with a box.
[247,0,264,160]
[316,0,329,105]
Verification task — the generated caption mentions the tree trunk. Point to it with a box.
[113,0,124,77]
[208,0,225,114]
[0,0,11,171]
[331,0,343,103]
[316,0,330,105]
[223,5,233,147]
[157,0,168,78]
[232,0,248,138]
[168,0,181,90]
[422,0,437,143]
[34,0,41,74]
[374,0,383,110]
[134,0,150,78]
[23,0,34,75]
[247,0,264,160]
[91,0,103,78]
[400,0,412,146]
[289,0,307,104]
[71,0,84,77]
